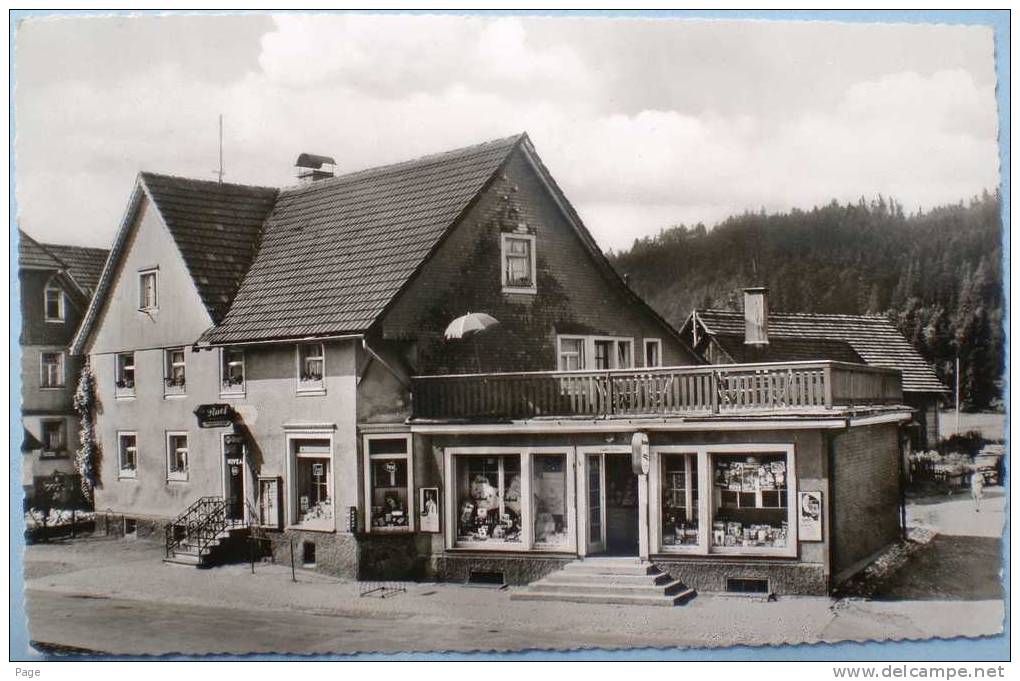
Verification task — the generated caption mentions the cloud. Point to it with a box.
[14,14,1000,253]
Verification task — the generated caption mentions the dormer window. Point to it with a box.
[139,269,158,311]
[501,234,536,294]
[44,281,64,322]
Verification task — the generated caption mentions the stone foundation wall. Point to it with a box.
[653,557,827,596]
[431,552,576,585]
[267,530,359,579]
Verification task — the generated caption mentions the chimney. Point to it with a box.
[295,153,336,183]
[743,287,769,345]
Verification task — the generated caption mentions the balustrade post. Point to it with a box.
[711,371,719,414]
[823,366,833,408]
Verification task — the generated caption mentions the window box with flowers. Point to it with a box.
[296,343,325,395]
[164,348,187,396]
[115,352,136,398]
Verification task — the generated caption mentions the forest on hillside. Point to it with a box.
[608,192,1004,410]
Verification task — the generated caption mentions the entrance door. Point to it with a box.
[580,453,606,555]
[223,434,245,522]
[604,454,639,555]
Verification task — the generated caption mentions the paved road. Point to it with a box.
[25,588,694,656]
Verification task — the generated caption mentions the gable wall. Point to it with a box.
[378,149,696,375]
[88,197,213,355]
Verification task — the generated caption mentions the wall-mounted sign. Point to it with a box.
[194,404,235,429]
[420,487,440,533]
[348,506,358,533]
[798,491,823,541]
[631,432,650,476]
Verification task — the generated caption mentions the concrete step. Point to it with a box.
[561,561,660,576]
[511,588,695,607]
[163,553,203,566]
[528,578,689,597]
[545,571,675,586]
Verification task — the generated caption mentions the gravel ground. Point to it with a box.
[19,492,1006,655]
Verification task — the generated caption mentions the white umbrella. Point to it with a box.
[444,312,500,340]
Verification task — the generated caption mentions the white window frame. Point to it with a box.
[555,335,635,370]
[39,350,65,389]
[165,431,189,482]
[556,335,586,371]
[219,347,246,397]
[443,446,576,553]
[362,433,414,534]
[115,352,136,398]
[285,431,335,531]
[649,444,797,558]
[644,338,663,368]
[296,343,326,394]
[500,233,537,294]
[164,347,187,396]
[44,280,65,322]
[118,431,138,479]
[138,268,159,312]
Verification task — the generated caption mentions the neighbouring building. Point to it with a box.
[679,290,950,449]
[19,229,108,507]
[72,133,915,597]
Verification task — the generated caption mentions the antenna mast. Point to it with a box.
[214,114,225,183]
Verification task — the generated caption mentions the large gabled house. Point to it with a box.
[679,288,950,449]
[19,230,108,506]
[72,134,916,598]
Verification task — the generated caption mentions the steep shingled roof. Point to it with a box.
[692,309,948,394]
[19,229,109,297]
[140,173,279,323]
[200,134,524,343]
[18,230,64,270]
[37,243,109,295]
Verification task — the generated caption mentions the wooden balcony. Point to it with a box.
[411,361,903,421]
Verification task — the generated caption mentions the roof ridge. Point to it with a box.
[277,133,526,197]
[698,307,892,321]
[139,171,280,193]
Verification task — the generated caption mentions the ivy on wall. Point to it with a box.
[72,363,100,499]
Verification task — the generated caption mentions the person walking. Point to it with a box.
[970,468,985,512]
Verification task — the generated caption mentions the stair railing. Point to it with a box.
[164,496,228,559]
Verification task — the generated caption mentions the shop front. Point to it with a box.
[431,433,802,560]
[416,419,901,596]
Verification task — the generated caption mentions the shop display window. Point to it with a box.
[660,453,699,547]
[293,438,332,528]
[711,453,789,550]
[455,455,522,545]
[532,454,569,546]
[365,435,413,532]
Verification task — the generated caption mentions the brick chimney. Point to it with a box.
[744,287,769,345]
[295,153,336,183]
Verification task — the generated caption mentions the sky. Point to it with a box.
[13,12,1000,252]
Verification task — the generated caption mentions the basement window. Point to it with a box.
[302,541,316,567]
[726,578,769,594]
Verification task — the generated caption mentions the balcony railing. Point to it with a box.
[411,361,903,421]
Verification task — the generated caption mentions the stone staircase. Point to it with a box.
[163,525,250,568]
[511,557,696,607]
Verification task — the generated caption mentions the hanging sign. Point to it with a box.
[194,404,235,428]
[631,432,650,476]
[798,491,823,541]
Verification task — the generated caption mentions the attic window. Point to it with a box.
[139,269,158,311]
[501,234,536,294]
[44,280,65,322]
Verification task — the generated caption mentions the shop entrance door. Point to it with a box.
[223,434,245,522]
[580,453,607,555]
[604,454,640,555]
